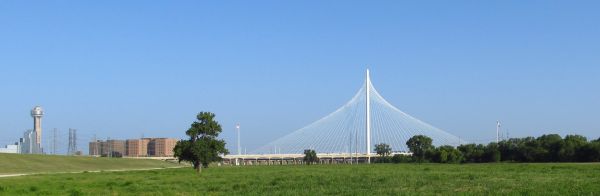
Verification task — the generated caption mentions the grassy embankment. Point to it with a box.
[1,162,599,195]
[0,153,180,175]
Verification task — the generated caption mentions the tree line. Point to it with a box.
[376,134,600,164]
[174,112,600,171]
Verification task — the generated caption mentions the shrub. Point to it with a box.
[391,154,412,163]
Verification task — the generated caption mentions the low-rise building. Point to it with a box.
[106,140,126,157]
[0,143,20,154]
[89,140,102,156]
[148,138,177,157]
[88,139,126,157]
[126,138,150,157]
[90,137,177,157]
[20,129,41,154]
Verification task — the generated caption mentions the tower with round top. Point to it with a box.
[31,106,44,147]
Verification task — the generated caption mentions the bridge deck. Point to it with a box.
[221,152,412,166]
[121,152,412,166]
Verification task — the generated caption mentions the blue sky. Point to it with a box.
[1,1,599,154]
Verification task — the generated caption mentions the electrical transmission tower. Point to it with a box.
[68,128,77,155]
[68,129,72,155]
[52,128,57,155]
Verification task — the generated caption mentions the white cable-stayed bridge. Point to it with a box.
[223,69,462,165]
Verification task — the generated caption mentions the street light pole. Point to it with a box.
[236,123,241,155]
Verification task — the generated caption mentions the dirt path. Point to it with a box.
[0,166,186,178]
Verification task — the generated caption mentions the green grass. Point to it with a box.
[0,153,180,175]
[1,163,599,195]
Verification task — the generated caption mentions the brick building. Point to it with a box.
[88,140,125,157]
[125,138,151,157]
[148,138,177,157]
[91,137,177,157]
[89,140,101,156]
[106,140,126,157]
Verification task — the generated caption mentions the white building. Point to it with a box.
[20,129,40,154]
[18,106,44,154]
[3,106,45,154]
[0,143,20,154]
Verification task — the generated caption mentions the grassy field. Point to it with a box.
[0,153,180,175]
[0,163,599,195]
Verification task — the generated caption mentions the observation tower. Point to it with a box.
[31,106,44,148]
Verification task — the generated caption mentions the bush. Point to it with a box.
[577,142,600,162]
[303,149,318,165]
[391,154,412,163]
[375,156,393,163]
[483,143,501,162]
[458,144,485,163]
[428,146,463,163]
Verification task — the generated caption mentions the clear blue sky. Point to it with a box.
[1,1,599,154]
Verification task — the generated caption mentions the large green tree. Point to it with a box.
[578,140,600,162]
[560,135,587,162]
[375,143,392,162]
[431,145,463,163]
[536,134,563,162]
[406,135,433,163]
[483,143,501,162]
[458,144,485,163]
[303,149,318,165]
[174,112,229,173]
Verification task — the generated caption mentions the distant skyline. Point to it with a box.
[1,1,599,154]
